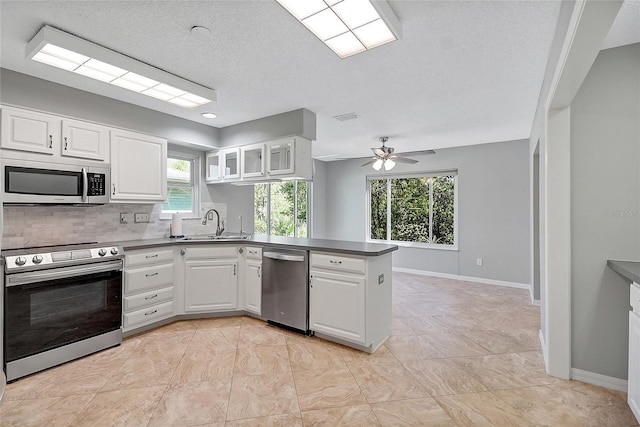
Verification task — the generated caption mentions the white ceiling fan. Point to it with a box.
[362,136,434,171]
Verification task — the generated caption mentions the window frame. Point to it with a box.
[160,150,201,219]
[366,171,458,251]
[254,180,311,238]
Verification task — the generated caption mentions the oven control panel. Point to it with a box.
[3,246,124,272]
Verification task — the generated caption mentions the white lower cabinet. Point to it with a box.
[309,251,392,351]
[183,246,238,313]
[123,247,176,332]
[243,246,262,315]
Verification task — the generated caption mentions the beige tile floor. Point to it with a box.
[1,272,638,426]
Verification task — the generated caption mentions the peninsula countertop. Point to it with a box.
[608,260,640,284]
[117,235,398,257]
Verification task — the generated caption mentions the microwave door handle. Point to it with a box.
[82,167,88,203]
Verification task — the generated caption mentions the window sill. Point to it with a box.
[368,239,458,251]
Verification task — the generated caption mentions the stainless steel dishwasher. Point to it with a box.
[262,249,309,334]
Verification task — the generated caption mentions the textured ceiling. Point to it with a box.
[0,1,628,159]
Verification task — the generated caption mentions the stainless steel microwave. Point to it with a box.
[2,159,110,204]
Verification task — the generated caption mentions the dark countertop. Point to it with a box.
[607,260,640,284]
[118,235,398,257]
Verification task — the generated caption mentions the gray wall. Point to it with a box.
[0,68,219,149]
[320,139,530,284]
[570,43,640,380]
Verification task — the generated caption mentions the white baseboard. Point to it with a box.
[570,368,628,392]
[393,267,531,291]
[540,329,549,369]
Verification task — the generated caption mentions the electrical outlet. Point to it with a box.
[476,258,483,266]
[120,213,128,224]
[378,274,384,284]
[134,213,150,223]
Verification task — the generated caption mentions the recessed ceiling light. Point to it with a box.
[201,112,218,119]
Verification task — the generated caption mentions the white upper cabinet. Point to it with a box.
[205,151,222,182]
[1,107,59,155]
[267,139,294,176]
[110,129,167,202]
[1,107,108,162]
[61,119,108,161]
[222,148,240,181]
[241,143,265,179]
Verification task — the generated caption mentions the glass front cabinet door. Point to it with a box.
[267,139,295,176]
[241,144,265,179]
[205,151,222,183]
[222,148,240,180]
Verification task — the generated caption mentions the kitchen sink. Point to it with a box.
[182,234,251,241]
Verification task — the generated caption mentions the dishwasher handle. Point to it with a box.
[263,251,306,262]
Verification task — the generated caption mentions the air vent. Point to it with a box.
[333,113,359,122]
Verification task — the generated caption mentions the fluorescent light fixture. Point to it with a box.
[275,0,400,58]
[26,25,216,108]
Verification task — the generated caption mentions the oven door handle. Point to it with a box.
[5,261,123,286]
[82,167,88,204]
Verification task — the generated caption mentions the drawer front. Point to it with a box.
[632,282,640,312]
[124,286,174,312]
[125,263,174,294]
[246,246,262,260]
[124,300,174,329]
[185,246,237,259]
[311,252,365,275]
[126,249,174,267]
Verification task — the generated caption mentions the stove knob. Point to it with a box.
[32,255,43,264]
[15,256,27,266]
[98,248,107,257]
[110,247,119,255]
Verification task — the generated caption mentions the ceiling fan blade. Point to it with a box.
[361,159,377,167]
[398,149,436,156]
[392,157,419,164]
[372,148,385,156]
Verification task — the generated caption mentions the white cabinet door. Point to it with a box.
[629,311,640,423]
[61,119,108,161]
[205,151,222,183]
[221,148,240,180]
[110,129,167,202]
[241,144,265,179]
[309,270,365,344]
[184,259,237,312]
[244,259,262,315]
[1,107,59,155]
[267,138,294,176]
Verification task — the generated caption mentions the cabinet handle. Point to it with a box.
[112,183,116,195]
[49,135,53,148]
[249,250,257,255]
[144,309,158,316]
[329,260,342,264]
[146,254,159,258]
[257,266,261,278]
[145,272,158,277]
[64,136,68,150]
[180,249,185,256]
[145,294,158,300]
[233,264,237,276]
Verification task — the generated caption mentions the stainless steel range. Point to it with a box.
[2,242,124,381]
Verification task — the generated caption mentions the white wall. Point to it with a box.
[319,139,530,285]
[569,43,640,380]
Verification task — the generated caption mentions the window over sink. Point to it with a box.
[161,151,200,218]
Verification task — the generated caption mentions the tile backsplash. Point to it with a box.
[2,202,227,249]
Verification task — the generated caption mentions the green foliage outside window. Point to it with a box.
[370,175,455,245]
[254,181,309,237]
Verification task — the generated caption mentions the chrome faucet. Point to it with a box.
[202,209,225,236]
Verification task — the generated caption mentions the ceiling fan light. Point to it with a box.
[384,158,396,170]
[372,159,384,171]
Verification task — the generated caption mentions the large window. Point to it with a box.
[255,181,309,237]
[162,153,199,218]
[369,172,456,247]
